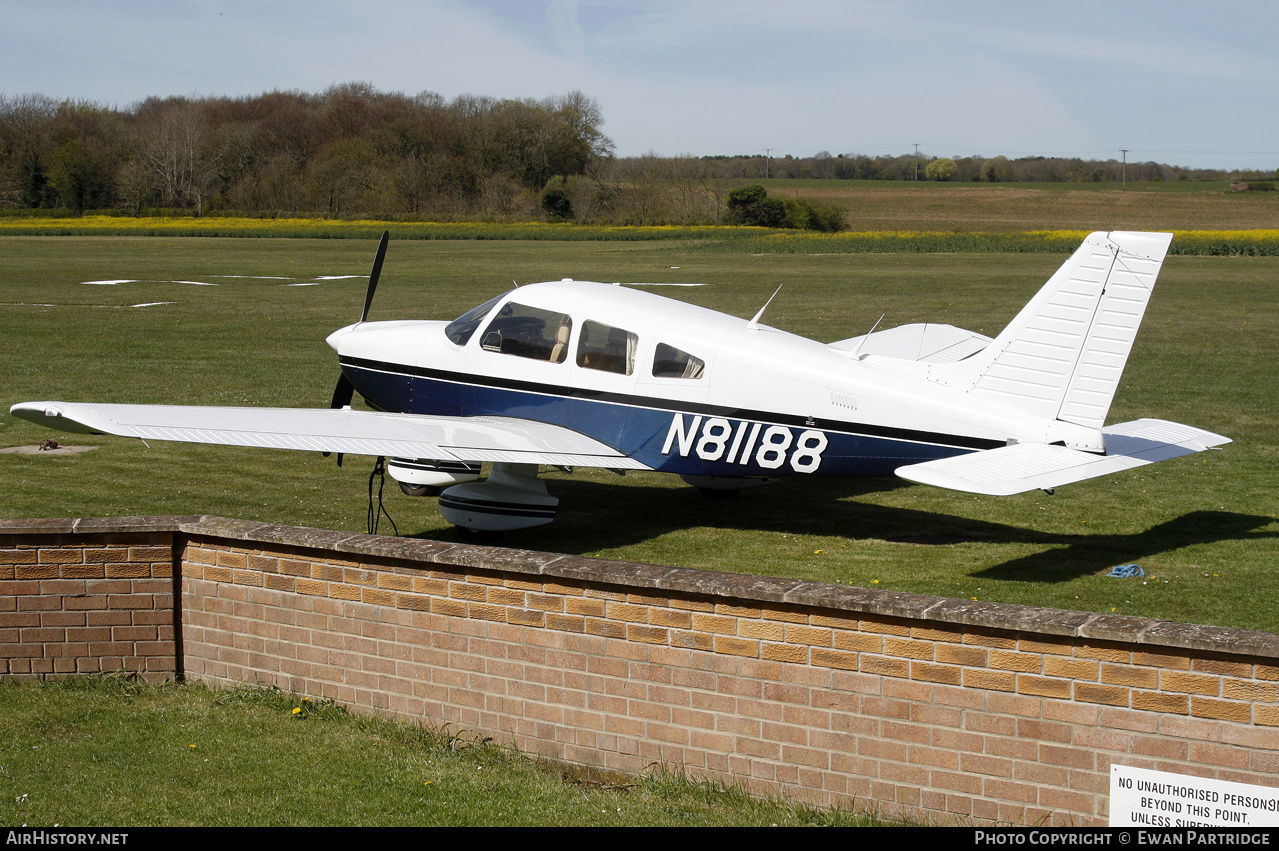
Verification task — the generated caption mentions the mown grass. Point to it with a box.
[710,229,1279,255]
[0,676,879,826]
[1,236,1275,631]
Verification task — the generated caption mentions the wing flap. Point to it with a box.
[10,402,650,470]
[895,418,1230,495]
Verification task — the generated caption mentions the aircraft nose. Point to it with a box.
[326,323,359,352]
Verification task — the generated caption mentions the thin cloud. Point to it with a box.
[1,0,1275,169]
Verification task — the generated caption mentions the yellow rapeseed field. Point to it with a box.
[0,216,1276,254]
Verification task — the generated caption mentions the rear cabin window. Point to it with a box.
[576,321,637,375]
[652,343,705,379]
[479,302,572,363]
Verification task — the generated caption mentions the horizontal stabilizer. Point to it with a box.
[9,402,650,470]
[895,418,1230,495]
[828,323,992,363]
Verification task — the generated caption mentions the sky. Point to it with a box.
[3,0,1277,171]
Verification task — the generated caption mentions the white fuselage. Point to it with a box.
[328,280,1098,479]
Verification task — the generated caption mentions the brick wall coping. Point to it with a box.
[4,514,1276,661]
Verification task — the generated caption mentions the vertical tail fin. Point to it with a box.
[933,231,1173,429]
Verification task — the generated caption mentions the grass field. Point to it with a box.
[1,235,1275,631]
[0,676,876,826]
[759,179,1279,232]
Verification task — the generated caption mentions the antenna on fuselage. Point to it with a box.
[847,313,887,359]
[747,285,783,331]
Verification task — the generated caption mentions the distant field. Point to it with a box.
[2,179,1277,237]
[756,179,1279,232]
[1,236,1275,631]
[1,216,1276,256]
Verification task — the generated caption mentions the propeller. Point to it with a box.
[330,373,356,410]
[326,230,390,465]
[360,229,389,324]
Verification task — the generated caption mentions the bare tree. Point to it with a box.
[141,101,218,213]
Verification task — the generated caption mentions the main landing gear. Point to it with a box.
[390,460,558,533]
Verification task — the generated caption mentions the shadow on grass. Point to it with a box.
[970,510,1278,583]
[409,475,920,550]
[405,475,1276,584]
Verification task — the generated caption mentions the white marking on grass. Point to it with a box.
[130,302,177,308]
[82,279,217,286]
[286,274,365,286]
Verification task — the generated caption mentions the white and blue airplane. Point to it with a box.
[11,230,1229,532]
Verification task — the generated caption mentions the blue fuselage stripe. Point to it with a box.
[341,357,987,476]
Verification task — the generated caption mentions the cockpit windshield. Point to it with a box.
[445,292,510,346]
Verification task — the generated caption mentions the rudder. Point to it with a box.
[932,231,1173,429]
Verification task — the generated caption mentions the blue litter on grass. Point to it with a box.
[1107,564,1145,578]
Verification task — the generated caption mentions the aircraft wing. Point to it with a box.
[9,401,650,470]
[895,419,1230,495]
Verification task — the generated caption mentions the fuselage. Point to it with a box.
[327,280,1073,479]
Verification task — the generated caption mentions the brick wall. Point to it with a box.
[3,516,1278,825]
[0,518,178,678]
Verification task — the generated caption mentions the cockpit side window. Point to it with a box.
[445,292,509,347]
[479,302,572,363]
[576,320,637,375]
[652,343,705,379]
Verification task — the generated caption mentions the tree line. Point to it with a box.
[1,84,1271,228]
[0,84,611,219]
[695,151,1269,184]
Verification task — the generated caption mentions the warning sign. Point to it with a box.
[1111,765,1279,827]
